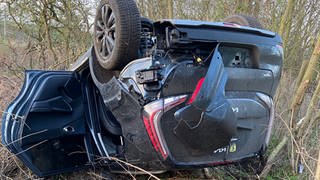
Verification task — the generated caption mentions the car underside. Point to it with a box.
[2,0,283,177]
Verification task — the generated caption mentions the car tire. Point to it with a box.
[140,17,154,31]
[93,0,141,70]
[223,15,263,29]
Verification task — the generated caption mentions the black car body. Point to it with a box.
[2,19,283,177]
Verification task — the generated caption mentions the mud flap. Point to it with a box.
[173,47,237,153]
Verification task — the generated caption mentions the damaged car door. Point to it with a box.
[2,70,91,177]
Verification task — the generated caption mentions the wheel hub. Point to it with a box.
[95,4,116,60]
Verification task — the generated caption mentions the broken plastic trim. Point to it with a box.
[143,95,187,159]
[256,92,274,145]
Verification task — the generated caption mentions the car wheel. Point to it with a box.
[140,17,154,31]
[223,15,263,29]
[93,0,141,70]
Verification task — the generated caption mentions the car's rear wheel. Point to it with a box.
[223,15,263,29]
[93,0,141,70]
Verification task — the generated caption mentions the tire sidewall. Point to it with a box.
[94,0,119,69]
[223,15,263,29]
[93,0,140,70]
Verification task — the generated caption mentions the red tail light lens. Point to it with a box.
[187,77,204,105]
[143,95,187,159]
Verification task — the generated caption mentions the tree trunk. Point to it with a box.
[167,0,173,19]
[291,35,320,128]
[298,75,320,140]
[316,149,320,180]
[254,0,260,17]
[278,0,296,47]
[260,136,289,177]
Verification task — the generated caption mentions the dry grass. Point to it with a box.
[0,75,31,179]
[263,70,320,179]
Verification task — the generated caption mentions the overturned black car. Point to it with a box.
[2,0,283,177]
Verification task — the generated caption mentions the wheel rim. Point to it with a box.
[95,4,116,60]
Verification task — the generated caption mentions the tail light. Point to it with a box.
[143,95,187,159]
[187,77,204,105]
